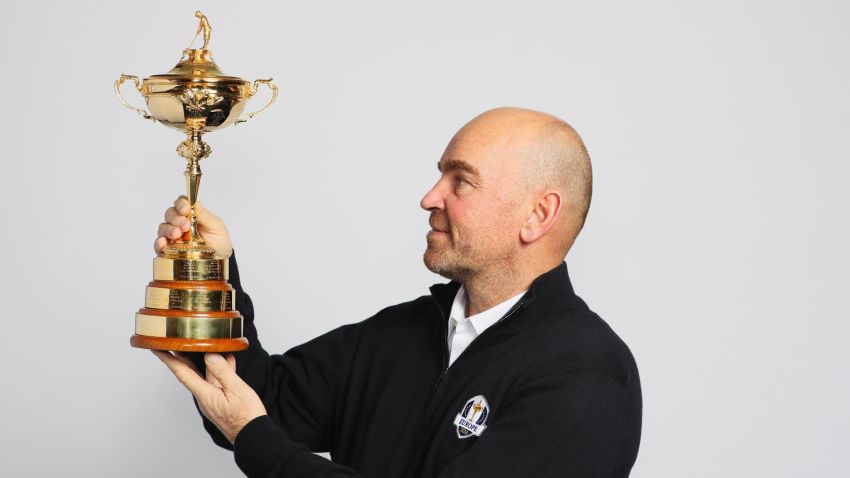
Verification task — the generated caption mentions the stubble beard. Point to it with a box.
[423,239,474,283]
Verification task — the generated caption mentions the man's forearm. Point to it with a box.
[187,249,272,450]
[235,416,362,478]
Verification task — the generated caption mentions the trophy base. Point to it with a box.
[134,238,246,352]
[130,335,249,352]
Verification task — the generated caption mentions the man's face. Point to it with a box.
[420,129,523,281]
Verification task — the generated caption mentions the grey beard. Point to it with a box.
[423,252,474,283]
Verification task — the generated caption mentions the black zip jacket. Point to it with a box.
[188,252,642,477]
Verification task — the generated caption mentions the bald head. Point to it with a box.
[457,107,593,254]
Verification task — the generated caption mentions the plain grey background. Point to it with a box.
[1,0,848,476]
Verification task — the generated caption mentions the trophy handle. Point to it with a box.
[237,78,279,124]
[114,74,156,122]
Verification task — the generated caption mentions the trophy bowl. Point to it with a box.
[116,48,277,133]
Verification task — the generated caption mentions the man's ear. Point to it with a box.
[520,191,562,244]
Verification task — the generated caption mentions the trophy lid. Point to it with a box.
[144,11,246,85]
[145,48,248,85]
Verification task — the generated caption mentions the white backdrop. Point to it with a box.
[1,1,848,476]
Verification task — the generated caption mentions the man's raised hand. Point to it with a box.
[154,195,233,258]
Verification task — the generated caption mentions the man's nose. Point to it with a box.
[420,180,445,211]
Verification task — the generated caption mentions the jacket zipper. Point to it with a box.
[426,297,526,405]
[430,296,450,396]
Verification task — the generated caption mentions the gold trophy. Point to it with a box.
[116,11,278,352]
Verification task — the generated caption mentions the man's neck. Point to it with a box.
[463,258,561,316]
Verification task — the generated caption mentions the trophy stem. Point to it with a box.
[177,127,212,245]
[163,127,215,259]
[185,155,203,244]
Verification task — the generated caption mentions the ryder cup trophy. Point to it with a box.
[115,11,278,352]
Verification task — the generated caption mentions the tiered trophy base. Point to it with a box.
[131,241,248,353]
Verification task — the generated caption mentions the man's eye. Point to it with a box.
[454,176,468,187]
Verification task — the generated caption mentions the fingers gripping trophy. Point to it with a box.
[115,11,278,352]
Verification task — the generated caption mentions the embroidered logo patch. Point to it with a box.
[453,395,489,439]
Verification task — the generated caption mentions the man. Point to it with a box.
[153,107,642,477]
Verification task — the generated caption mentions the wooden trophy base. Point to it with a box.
[131,335,249,352]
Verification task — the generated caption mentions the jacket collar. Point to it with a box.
[428,261,583,323]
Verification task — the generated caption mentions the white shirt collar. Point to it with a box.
[448,284,526,336]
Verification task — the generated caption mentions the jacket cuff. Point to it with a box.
[234,415,306,477]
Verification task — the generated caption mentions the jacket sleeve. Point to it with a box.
[437,366,642,478]
[183,252,382,477]
[227,364,640,478]
[232,415,365,477]
[186,250,360,458]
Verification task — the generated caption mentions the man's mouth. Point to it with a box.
[429,214,451,235]
[429,219,449,233]
[427,225,450,239]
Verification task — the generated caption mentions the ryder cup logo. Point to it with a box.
[453,395,490,439]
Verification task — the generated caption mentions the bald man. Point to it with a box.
[154,108,642,477]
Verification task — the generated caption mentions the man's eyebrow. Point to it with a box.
[437,159,480,176]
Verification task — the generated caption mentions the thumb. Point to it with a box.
[204,353,239,391]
